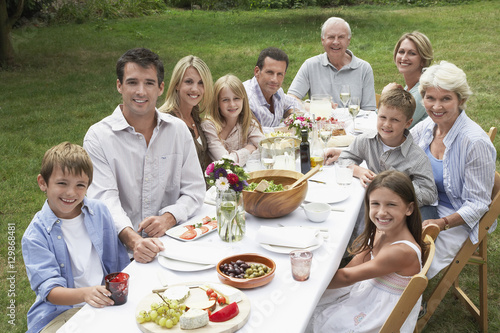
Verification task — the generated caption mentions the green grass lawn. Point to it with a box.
[1,2,499,332]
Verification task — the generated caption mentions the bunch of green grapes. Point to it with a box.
[136,299,187,328]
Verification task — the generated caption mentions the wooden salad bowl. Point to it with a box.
[242,169,307,218]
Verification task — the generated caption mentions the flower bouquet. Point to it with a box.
[284,114,314,137]
[205,157,249,242]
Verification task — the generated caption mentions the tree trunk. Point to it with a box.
[0,0,25,68]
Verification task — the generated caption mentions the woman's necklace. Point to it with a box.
[176,110,195,128]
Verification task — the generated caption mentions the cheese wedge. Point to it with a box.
[179,309,209,329]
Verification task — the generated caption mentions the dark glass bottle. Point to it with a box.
[300,129,311,174]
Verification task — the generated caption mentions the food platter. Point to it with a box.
[166,216,218,242]
[136,282,250,333]
[259,233,324,254]
[158,256,215,272]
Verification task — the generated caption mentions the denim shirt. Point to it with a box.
[22,197,130,333]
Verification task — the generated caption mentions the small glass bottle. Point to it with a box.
[310,120,324,168]
[300,129,311,174]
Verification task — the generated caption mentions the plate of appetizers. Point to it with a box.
[136,282,250,333]
[166,216,218,241]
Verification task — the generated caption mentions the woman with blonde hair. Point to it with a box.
[382,31,433,128]
[201,74,264,166]
[159,55,214,171]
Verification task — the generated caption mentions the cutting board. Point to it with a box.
[136,282,250,333]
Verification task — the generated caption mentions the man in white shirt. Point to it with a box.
[243,47,301,128]
[84,48,205,263]
[288,17,376,111]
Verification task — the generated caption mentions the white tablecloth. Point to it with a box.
[58,167,370,333]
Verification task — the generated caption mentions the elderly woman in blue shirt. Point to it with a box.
[411,61,496,278]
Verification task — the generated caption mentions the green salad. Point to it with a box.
[246,180,285,192]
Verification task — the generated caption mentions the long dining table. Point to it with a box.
[59,110,377,333]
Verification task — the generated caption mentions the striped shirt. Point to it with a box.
[339,129,437,207]
[411,111,497,244]
[243,76,301,127]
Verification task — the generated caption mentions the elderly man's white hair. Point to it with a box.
[321,17,351,39]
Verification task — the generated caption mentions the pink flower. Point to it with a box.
[205,162,215,176]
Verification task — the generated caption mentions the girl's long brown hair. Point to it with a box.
[349,170,426,257]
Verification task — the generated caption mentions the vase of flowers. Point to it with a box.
[284,114,314,137]
[205,157,249,242]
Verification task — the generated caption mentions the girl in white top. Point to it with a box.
[201,74,264,167]
[309,170,425,333]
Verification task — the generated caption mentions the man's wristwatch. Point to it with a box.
[442,216,450,230]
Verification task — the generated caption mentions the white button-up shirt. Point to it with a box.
[83,105,205,234]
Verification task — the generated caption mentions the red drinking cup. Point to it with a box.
[104,272,129,305]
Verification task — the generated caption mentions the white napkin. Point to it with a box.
[159,239,230,265]
[256,226,320,248]
[204,186,217,206]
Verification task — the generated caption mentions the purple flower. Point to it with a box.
[232,181,244,192]
[214,168,227,179]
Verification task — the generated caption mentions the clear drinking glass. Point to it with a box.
[348,96,360,128]
[339,85,351,110]
[335,160,354,187]
[290,250,313,281]
[260,146,275,170]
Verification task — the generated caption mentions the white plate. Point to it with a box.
[305,183,350,203]
[158,255,215,272]
[259,234,324,254]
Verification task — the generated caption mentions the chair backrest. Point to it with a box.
[379,227,438,333]
[477,171,500,241]
[488,126,496,142]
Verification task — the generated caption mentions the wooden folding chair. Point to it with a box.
[417,171,500,332]
[379,224,439,333]
[487,126,497,142]
[376,93,381,109]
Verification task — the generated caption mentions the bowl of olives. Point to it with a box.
[216,253,276,289]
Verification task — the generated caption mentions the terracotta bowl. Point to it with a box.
[243,169,308,218]
[216,253,276,289]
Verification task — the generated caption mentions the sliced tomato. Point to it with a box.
[207,220,218,229]
[199,226,209,234]
[179,229,197,240]
[201,216,212,224]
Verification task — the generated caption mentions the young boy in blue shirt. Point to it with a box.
[22,142,130,333]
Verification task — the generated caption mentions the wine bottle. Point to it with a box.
[300,129,311,174]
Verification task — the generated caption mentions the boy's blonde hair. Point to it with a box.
[206,74,262,142]
[379,88,416,121]
[40,142,93,185]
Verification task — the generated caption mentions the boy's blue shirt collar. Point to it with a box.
[39,197,94,233]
